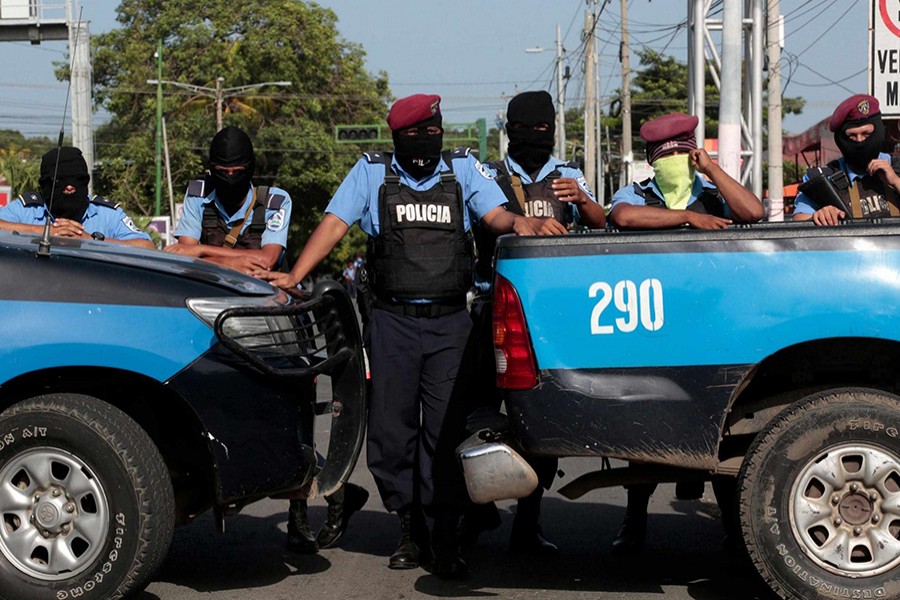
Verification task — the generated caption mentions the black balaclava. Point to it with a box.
[392,114,444,180]
[506,91,556,176]
[208,126,255,213]
[836,113,886,174]
[39,146,90,222]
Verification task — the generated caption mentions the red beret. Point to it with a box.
[640,112,699,143]
[386,94,441,131]
[829,94,880,132]
[641,113,699,163]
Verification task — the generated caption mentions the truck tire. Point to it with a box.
[0,394,174,600]
[739,387,900,600]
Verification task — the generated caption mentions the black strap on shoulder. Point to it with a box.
[486,160,521,210]
[249,185,269,230]
[439,150,456,185]
[382,152,401,192]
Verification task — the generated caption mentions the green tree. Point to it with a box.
[90,0,391,272]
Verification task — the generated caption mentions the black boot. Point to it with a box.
[389,509,422,570]
[458,501,501,550]
[432,510,467,579]
[287,499,318,554]
[611,486,652,555]
[316,483,370,549]
[509,488,557,556]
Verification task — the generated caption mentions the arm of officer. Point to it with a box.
[481,206,540,235]
[166,237,280,271]
[611,203,731,230]
[691,149,764,223]
[0,220,43,235]
[257,214,350,288]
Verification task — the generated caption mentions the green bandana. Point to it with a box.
[652,154,695,210]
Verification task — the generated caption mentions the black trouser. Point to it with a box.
[366,307,471,513]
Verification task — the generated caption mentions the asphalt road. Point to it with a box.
[140,378,778,600]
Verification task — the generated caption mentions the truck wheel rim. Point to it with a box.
[789,442,900,578]
[0,447,110,581]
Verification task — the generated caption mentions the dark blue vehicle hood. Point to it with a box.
[0,230,275,297]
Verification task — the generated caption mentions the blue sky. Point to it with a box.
[0,0,871,138]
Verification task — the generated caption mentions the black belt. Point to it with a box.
[374,296,466,318]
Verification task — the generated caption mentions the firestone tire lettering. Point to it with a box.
[0,394,174,600]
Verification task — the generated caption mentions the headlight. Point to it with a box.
[187,291,309,358]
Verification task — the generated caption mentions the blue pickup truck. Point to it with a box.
[0,231,366,600]
[460,222,900,600]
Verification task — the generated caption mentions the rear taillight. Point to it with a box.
[493,274,538,390]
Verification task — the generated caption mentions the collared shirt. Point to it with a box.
[175,184,292,248]
[793,153,892,215]
[485,155,597,224]
[325,151,506,235]
[611,173,721,212]
[0,195,151,241]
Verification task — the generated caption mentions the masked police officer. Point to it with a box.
[609,112,764,230]
[607,112,764,555]
[0,146,154,248]
[793,94,900,225]
[260,94,539,578]
[168,126,367,554]
[459,91,606,556]
[166,126,291,273]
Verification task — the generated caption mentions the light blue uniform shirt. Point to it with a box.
[175,184,292,248]
[0,194,151,241]
[484,154,597,224]
[793,153,892,216]
[325,149,506,235]
[611,174,720,211]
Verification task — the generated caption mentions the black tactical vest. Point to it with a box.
[489,160,571,222]
[633,178,725,216]
[366,151,475,301]
[820,159,900,219]
[186,179,285,250]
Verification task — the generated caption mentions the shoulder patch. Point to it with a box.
[18,191,45,207]
[265,193,287,211]
[121,214,143,234]
[562,161,581,169]
[450,147,471,158]
[266,209,287,232]
[90,195,120,210]
[473,158,494,180]
[186,179,209,198]
[363,152,387,164]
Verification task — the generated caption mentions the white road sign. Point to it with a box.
[871,0,900,116]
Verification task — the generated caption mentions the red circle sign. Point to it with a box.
[881,0,900,37]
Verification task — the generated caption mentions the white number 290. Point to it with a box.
[589,279,664,335]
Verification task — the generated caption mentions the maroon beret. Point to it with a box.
[386,94,441,131]
[641,113,699,163]
[829,94,880,132]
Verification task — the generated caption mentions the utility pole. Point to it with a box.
[556,23,566,160]
[584,8,597,192]
[767,0,784,221]
[619,0,632,187]
[215,77,225,132]
[718,0,742,180]
[154,40,163,216]
[67,1,93,195]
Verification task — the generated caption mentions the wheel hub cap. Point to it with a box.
[790,443,900,578]
[0,447,109,581]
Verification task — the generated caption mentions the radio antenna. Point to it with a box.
[38,6,85,257]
